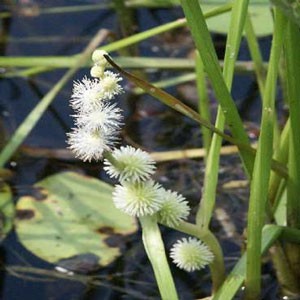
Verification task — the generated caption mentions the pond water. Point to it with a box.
[0,1,281,299]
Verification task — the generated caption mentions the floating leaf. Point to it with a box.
[15,172,137,271]
[128,0,274,36]
[0,182,15,241]
[201,1,273,37]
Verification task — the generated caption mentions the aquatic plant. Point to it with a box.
[66,50,212,299]
[1,1,300,299]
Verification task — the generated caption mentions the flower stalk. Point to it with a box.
[175,221,225,292]
[140,215,178,300]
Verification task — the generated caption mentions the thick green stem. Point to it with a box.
[194,0,250,231]
[285,18,300,281]
[180,0,253,177]
[245,10,286,300]
[139,215,178,300]
[245,13,281,150]
[0,3,232,73]
[213,225,283,300]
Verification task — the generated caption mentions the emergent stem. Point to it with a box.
[140,215,178,300]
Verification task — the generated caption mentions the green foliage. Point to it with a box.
[213,225,283,299]
[272,0,300,27]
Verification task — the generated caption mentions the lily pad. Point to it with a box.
[0,182,15,241]
[15,171,137,270]
[129,0,274,36]
[200,1,274,37]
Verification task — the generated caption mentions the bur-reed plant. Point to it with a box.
[1,1,300,299]
[66,50,217,299]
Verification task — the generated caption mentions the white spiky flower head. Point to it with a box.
[74,102,123,132]
[104,146,156,183]
[112,180,163,217]
[71,76,105,112]
[170,237,214,272]
[99,71,123,100]
[70,72,122,113]
[157,188,190,227]
[67,127,118,162]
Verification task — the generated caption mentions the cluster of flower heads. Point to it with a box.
[67,50,213,272]
[67,50,123,162]
[104,145,190,225]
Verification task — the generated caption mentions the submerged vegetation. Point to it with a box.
[1,0,300,299]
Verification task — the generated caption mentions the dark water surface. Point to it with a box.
[0,1,280,299]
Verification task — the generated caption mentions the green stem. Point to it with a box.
[195,0,250,230]
[244,14,266,96]
[195,51,211,157]
[245,10,286,300]
[269,242,300,296]
[285,20,300,225]
[180,0,253,177]
[139,215,178,300]
[102,151,177,298]
[269,118,289,207]
[113,0,138,56]
[266,118,300,295]
[281,227,300,244]
[1,57,268,71]
[285,18,300,281]
[0,3,232,71]
[213,225,283,300]
[103,150,124,170]
[245,14,281,149]
[196,106,224,228]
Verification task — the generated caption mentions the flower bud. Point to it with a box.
[90,65,105,78]
[92,49,109,67]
